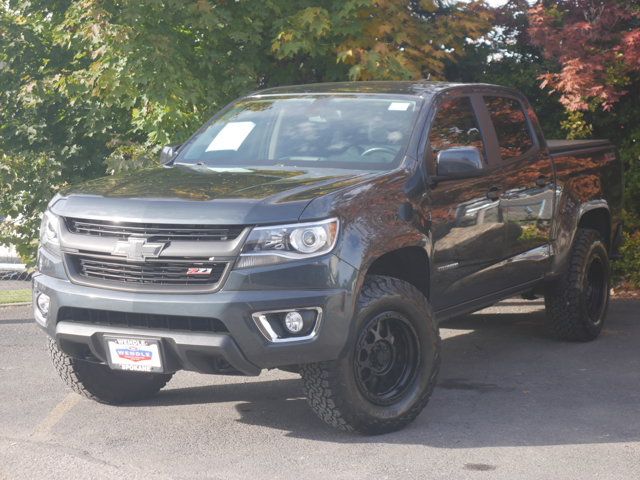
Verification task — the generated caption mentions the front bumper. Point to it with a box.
[54,321,262,375]
[34,251,358,375]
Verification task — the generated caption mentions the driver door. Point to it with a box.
[424,94,510,314]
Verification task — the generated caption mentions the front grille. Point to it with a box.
[58,307,228,333]
[65,218,244,242]
[70,254,227,286]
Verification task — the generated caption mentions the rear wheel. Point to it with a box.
[301,275,440,434]
[48,338,173,404]
[544,228,610,341]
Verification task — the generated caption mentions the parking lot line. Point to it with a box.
[31,393,80,441]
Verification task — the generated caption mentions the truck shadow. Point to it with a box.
[148,299,640,448]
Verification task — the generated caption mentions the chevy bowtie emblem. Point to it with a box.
[112,237,168,261]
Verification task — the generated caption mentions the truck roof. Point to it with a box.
[250,80,498,97]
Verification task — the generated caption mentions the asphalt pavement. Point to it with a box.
[1,298,640,479]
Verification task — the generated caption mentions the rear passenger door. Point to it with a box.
[426,94,511,312]
[480,94,554,284]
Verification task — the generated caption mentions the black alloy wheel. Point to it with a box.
[301,275,441,434]
[544,228,610,341]
[585,255,608,325]
[354,312,420,406]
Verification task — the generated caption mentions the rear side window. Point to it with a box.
[484,96,533,161]
[429,96,485,161]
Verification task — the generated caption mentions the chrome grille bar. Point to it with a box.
[65,218,244,242]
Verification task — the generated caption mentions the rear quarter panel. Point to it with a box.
[550,145,623,275]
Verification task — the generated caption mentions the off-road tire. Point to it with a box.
[300,275,441,434]
[48,338,173,404]
[544,228,610,341]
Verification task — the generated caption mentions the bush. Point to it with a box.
[614,230,640,289]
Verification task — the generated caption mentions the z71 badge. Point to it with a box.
[186,267,212,276]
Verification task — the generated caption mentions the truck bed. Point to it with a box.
[546,139,612,155]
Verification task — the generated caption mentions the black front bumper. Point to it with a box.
[34,252,359,375]
[55,321,261,375]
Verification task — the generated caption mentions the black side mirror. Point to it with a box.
[432,146,484,183]
[160,145,180,165]
[437,146,483,176]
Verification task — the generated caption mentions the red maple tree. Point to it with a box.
[529,0,640,111]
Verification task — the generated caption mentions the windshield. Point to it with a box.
[176,95,422,170]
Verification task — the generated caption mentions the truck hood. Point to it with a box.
[52,164,377,225]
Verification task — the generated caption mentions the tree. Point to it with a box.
[272,0,493,81]
[529,0,640,112]
[0,1,111,260]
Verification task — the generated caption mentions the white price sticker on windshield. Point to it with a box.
[388,102,412,111]
[206,121,255,152]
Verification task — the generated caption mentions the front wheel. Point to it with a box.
[301,275,441,434]
[48,338,173,404]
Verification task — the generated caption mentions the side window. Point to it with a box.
[429,96,485,161]
[484,96,534,161]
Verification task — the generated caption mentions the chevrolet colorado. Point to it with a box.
[34,82,623,434]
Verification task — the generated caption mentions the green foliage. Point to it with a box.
[273,0,493,81]
[0,151,62,264]
[614,231,640,288]
[0,1,108,264]
[561,111,593,140]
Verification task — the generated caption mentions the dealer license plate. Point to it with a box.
[105,337,163,373]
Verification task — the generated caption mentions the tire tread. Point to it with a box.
[545,228,609,341]
[48,338,172,404]
[301,275,440,434]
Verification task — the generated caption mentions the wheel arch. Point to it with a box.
[365,246,430,300]
[550,199,612,277]
[577,205,611,251]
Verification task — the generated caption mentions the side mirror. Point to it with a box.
[160,145,180,165]
[434,146,484,181]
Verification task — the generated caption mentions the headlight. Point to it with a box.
[39,210,61,254]
[235,218,339,269]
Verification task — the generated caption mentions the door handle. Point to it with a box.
[486,186,501,201]
[536,175,549,188]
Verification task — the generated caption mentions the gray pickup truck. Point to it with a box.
[34,81,623,434]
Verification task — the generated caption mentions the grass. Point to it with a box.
[0,289,32,305]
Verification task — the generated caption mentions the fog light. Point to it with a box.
[252,307,322,342]
[36,293,50,316]
[284,311,304,333]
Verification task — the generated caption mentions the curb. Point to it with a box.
[0,302,31,308]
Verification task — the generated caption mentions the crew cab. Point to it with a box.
[34,82,623,434]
